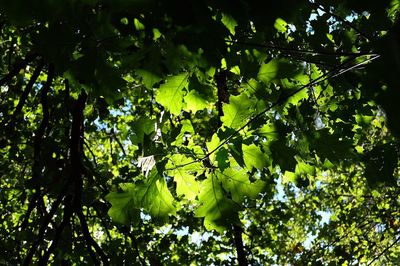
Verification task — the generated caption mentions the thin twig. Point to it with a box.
[39,199,73,265]
[167,55,373,171]
[22,190,66,266]
[93,205,112,241]
[226,40,375,57]
[0,53,38,87]
[13,59,44,117]
[77,210,109,265]
[126,230,146,266]
[113,134,127,157]
[84,139,98,168]
[314,3,371,41]
[368,233,400,265]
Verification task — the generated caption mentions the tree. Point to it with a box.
[0,0,400,265]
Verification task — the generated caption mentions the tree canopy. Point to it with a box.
[1,0,400,265]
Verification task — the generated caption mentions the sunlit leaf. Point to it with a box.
[242,143,267,170]
[258,59,300,85]
[155,73,189,115]
[221,93,253,129]
[219,167,265,202]
[166,154,202,200]
[195,173,240,232]
[221,13,238,35]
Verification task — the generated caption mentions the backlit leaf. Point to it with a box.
[106,170,176,224]
[242,143,267,170]
[221,93,253,129]
[219,167,265,202]
[195,173,240,232]
[166,154,202,200]
[155,73,189,115]
[258,59,299,85]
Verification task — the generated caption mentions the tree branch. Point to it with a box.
[0,53,38,87]
[38,196,73,265]
[20,63,54,232]
[168,55,374,171]
[368,233,400,265]
[77,209,109,265]
[22,190,66,266]
[314,3,371,41]
[233,225,249,266]
[13,59,44,118]
[226,40,375,57]
[215,69,248,265]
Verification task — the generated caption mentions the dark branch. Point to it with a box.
[125,229,146,266]
[168,55,372,171]
[314,3,371,41]
[38,196,73,265]
[20,63,54,232]
[22,190,66,266]
[215,69,248,265]
[0,53,38,87]
[84,139,99,168]
[233,225,248,266]
[77,210,109,265]
[226,40,376,57]
[368,233,400,265]
[13,59,44,118]
[113,134,127,157]
[33,63,54,180]
[215,70,230,127]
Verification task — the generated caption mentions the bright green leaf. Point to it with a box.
[184,90,209,112]
[105,171,176,225]
[221,13,238,35]
[136,69,162,89]
[242,143,267,170]
[105,185,140,224]
[166,154,202,200]
[219,167,265,202]
[195,174,240,232]
[221,93,253,129]
[258,59,299,85]
[274,18,287,33]
[155,73,189,115]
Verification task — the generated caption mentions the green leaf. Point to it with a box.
[221,13,238,35]
[295,161,315,176]
[221,93,253,129]
[106,170,176,224]
[130,117,155,144]
[219,167,265,202]
[242,143,267,170]
[155,73,189,115]
[195,174,240,232]
[134,18,145,30]
[136,69,161,89]
[184,89,209,112]
[206,133,221,163]
[139,173,176,222]
[105,185,140,224]
[166,154,202,200]
[258,122,279,140]
[172,119,195,146]
[282,171,297,184]
[215,148,230,171]
[120,17,129,25]
[274,17,287,33]
[258,59,299,85]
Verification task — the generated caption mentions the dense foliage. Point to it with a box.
[1,0,400,265]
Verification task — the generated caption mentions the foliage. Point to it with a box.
[0,0,400,265]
